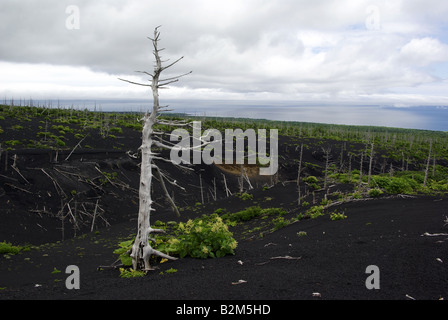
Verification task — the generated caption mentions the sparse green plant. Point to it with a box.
[214,208,227,215]
[307,205,325,219]
[222,206,262,222]
[55,138,66,147]
[272,216,289,230]
[330,210,347,221]
[110,127,123,134]
[164,268,177,274]
[238,192,253,201]
[99,171,118,185]
[11,125,24,130]
[320,197,331,206]
[119,268,146,278]
[74,133,85,140]
[4,140,21,146]
[351,192,362,199]
[51,267,61,274]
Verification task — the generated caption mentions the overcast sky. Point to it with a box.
[1,0,448,108]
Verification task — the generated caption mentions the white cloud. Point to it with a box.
[0,0,447,107]
[399,37,448,67]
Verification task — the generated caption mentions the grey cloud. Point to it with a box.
[1,0,448,103]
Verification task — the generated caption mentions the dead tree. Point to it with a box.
[423,139,432,188]
[347,152,353,181]
[118,26,194,271]
[322,147,332,191]
[367,138,375,185]
[358,151,363,188]
[296,144,303,205]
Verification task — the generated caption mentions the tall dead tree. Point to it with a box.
[367,138,375,185]
[322,147,332,190]
[118,26,193,271]
[296,144,303,205]
[423,139,432,188]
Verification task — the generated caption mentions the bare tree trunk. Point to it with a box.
[359,151,364,188]
[243,168,253,190]
[423,139,432,188]
[211,177,217,201]
[339,143,344,172]
[323,147,331,191]
[348,153,352,181]
[432,153,436,177]
[222,173,232,197]
[297,144,303,206]
[199,174,204,204]
[239,164,244,193]
[155,167,180,217]
[368,139,374,185]
[120,27,191,271]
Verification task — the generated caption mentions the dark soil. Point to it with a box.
[1,191,447,301]
[0,111,447,302]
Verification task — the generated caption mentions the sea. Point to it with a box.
[11,99,448,132]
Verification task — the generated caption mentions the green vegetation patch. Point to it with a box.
[0,241,22,255]
[221,206,287,223]
[114,214,238,272]
[159,214,237,259]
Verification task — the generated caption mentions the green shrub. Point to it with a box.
[351,192,362,199]
[330,210,347,221]
[370,176,391,189]
[272,216,289,230]
[368,188,383,197]
[222,206,262,222]
[214,208,227,215]
[0,242,21,255]
[385,177,413,194]
[305,176,318,183]
[110,127,123,134]
[4,140,21,146]
[55,139,66,147]
[307,205,324,219]
[160,214,237,259]
[238,192,253,201]
[113,239,134,266]
[308,182,320,190]
[429,180,448,191]
[261,207,287,216]
[222,206,287,224]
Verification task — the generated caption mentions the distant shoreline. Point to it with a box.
[2,98,447,132]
